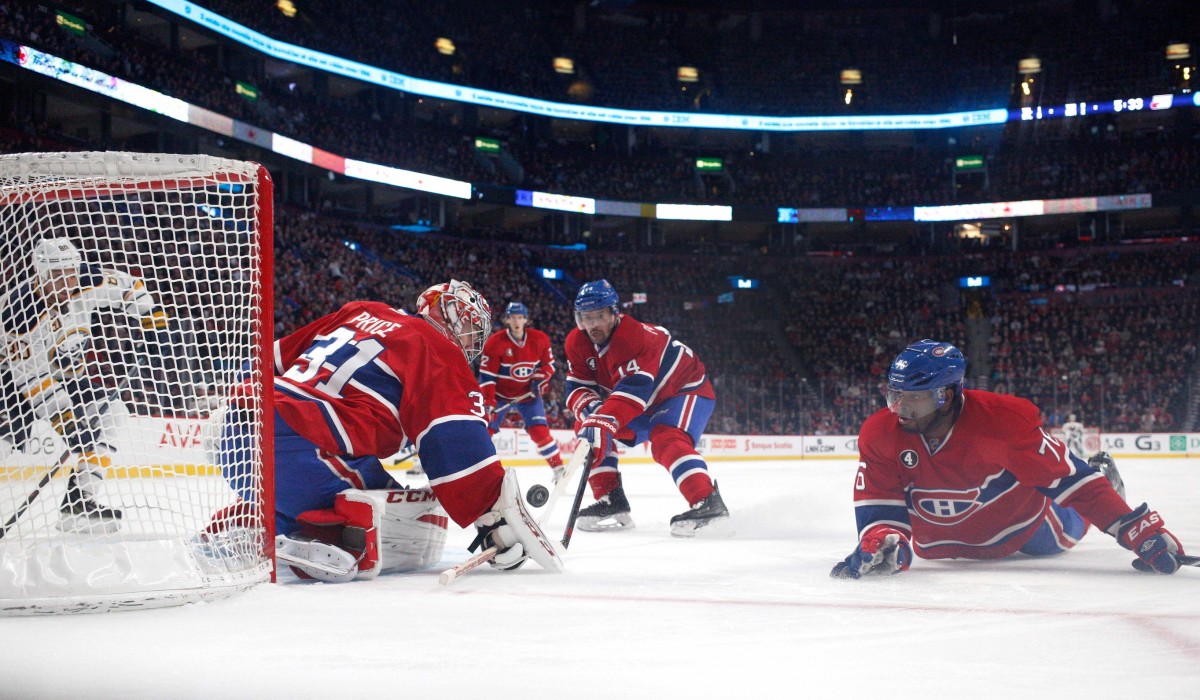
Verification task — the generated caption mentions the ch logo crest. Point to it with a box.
[899,449,919,468]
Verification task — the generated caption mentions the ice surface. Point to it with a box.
[3,458,1198,699]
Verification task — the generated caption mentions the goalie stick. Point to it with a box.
[437,545,499,586]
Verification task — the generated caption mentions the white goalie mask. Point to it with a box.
[416,279,491,363]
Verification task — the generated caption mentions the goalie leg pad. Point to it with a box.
[337,487,449,576]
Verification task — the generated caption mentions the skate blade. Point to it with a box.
[55,514,122,535]
[670,513,733,539]
[577,513,635,532]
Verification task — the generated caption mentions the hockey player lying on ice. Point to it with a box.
[833,339,1187,578]
[214,280,562,581]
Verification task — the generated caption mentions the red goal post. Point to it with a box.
[0,151,274,614]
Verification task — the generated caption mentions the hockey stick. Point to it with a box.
[0,379,130,540]
[560,447,597,549]
[1176,554,1200,567]
[490,392,534,423]
[538,441,589,526]
[438,545,499,586]
[0,448,74,540]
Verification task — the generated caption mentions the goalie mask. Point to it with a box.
[416,279,491,363]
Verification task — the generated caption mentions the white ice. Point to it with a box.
[3,457,1198,699]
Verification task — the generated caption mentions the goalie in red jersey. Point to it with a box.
[478,301,564,480]
[213,280,563,582]
[832,339,1187,578]
[564,279,728,537]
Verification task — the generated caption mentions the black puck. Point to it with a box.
[526,484,550,507]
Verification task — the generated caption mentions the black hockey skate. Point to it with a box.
[669,481,729,538]
[576,485,634,532]
[57,474,122,534]
[1088,451,1126,501]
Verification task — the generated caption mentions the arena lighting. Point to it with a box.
[275,0,297,18]
[2,40,1166,223]
[840,69,862,85]
[1166,43,1191,60]
[1018,57,1042,74]
[435,37,455,56]
[553,57,575,75]
[677,66,699,83]
[139,0,1015,132]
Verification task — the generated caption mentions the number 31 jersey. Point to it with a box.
[273,301,499,523]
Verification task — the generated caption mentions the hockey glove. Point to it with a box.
[531,370,550,397]
[831,525,913,579]
[577,413,618,465]
[1106,503,1184,574]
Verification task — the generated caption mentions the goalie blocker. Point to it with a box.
[276,487,449,582]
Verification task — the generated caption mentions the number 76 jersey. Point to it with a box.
[273,301,490,464]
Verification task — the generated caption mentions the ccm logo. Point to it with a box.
[1126,513,1160,541]
[387,490,437,503]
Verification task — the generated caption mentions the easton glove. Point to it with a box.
[531,371,550,396]
[576,413,618,465]
[831,525,913,579]
[1107,503,1184,574]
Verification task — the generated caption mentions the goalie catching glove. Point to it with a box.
[469,468,564,572]
[831,525,913,579]
[1106,503,1185,574]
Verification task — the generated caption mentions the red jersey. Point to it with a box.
[854,389,1129,560]
[273,301,501,524]
[564,314,714,428]
[478,327,555,405]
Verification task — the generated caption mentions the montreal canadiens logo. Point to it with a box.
[509,361,538,379]
[899,449,919,468]
[911,487,982,525]
[931,346,947,357]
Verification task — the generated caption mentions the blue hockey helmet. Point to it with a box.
[886,340,966,421]
[887,339,966,392]
[574,279,619,315]
[504,302,529,317]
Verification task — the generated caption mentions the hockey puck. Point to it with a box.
[526,484,550,508]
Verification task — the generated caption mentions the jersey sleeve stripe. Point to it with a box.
[427,455,500,487]
[273,341,285,375]
[416,413,488,446]
[274,377,354,453]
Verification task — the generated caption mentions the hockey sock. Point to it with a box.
[527,424,563,468]
[650,425,713,505]
[586,454,621,498]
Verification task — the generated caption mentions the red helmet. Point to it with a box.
[416,280,491,362]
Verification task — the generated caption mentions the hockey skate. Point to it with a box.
[1088,451,1126,501]
[669,481,729,538]
[576,484,634,532]
[57,474,122,534]
[275,534,359,582]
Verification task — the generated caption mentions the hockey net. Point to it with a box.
[0,152,274,615]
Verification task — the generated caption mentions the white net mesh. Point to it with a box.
[0,152,272,614]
